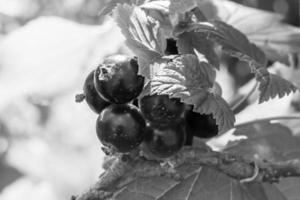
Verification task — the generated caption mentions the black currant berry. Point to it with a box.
[142,122,186,158]
[94,55,145,104]
[76,70,110,114]
[185,110,219,138]
[96,104,146,153]
[139,95,185,125]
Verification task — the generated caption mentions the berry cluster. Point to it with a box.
[76,54,219,158]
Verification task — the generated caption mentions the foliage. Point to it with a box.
[75,0,300,200]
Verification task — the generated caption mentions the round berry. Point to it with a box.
[96,104,146,153]
[185,110,218,138]
[94,55,144,104]
[142,122,186,158]
[78,70,110,114]
[139,95,185,125]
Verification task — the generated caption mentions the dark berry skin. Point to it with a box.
[142,122,186,158]
[164,38,178,55]
[94,55,145,104]
[83,70,110,113]
[139,95,185,125]
[96,104,146,153]
[185,110,218,138]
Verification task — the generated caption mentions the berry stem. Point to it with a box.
[231,81,258,114]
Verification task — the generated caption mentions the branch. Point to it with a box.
[73,146,300,200]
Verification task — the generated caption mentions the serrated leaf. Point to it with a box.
[113,4,165,77]
[193,92,235,134]
[258,73,298,103]
[226,122,300,162]
[198,0,300,67]
[177,31,220,68]
[148,54,234,133]
[174,20,298,103]
[99,0,145,17]
[114,166,286,200]
[140,0,170,14]
[174,20,268,69]
[140,1,173,39]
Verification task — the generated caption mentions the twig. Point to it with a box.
[73,146,300,200]
[231,81,258,114]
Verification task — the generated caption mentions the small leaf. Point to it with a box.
[174,20,268,69]
[258,73,298,103]
[113,4,165,77]
[174,20,298,103]
[149,54,235,133]
[99,0,145,17]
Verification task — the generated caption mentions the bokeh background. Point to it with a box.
[0,0,298,200]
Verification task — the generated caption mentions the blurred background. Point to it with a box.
[0,0,298,200]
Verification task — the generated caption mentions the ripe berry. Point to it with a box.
[76,70,110,114]
[139,95,185,125]
[96,104,146,153]
[142,122,186,158]
[94,55,144,104]
[185,110,218,138]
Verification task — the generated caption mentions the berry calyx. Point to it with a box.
[139,94,185,125]
[96,104,146,153]
[76,70,110,114]
[142,122,186,158]
[94,55,144,104]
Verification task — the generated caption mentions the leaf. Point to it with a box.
[148,54,235,133]
[177,31,220,68]
[169,0,197,14]
[226,122,300,162]
[140,0,173,38]
[99,0,145,17]
[114,166,287,200]
[174,20,298,103]
[277,178,300,200]
[258,73,298,103]
[197,0,300,67]
[113,4,165,77]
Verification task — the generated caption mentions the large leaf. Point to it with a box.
[277,178,300,200]
[148,54,235,133]
[113,4,165,77]
[226,122,300,162]
[174,20,298,103]
[198,0,300,67]
[113,166,286,200]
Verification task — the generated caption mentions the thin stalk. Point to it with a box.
[231,81,258,114]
